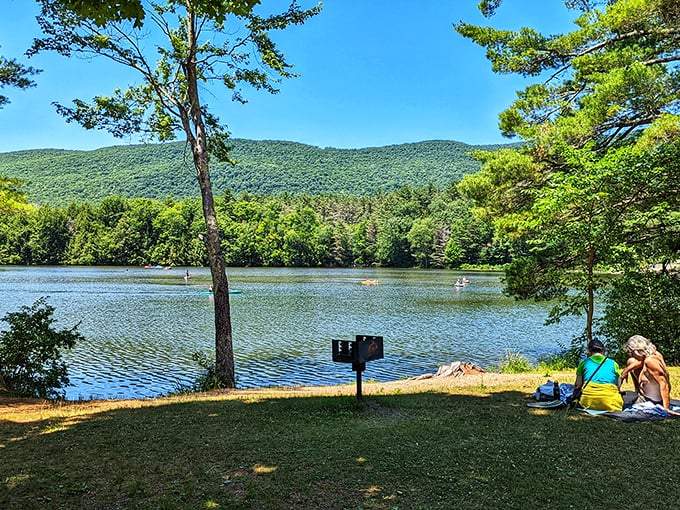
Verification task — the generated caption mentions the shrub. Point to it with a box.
[192,352,230,391]
[498,350,533,374]
[0,297,82,399]
[599,271,680,363]
[537,348,581,372]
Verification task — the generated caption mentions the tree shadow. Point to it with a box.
[2,388,679,509]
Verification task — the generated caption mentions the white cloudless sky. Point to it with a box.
[0,0,576,153]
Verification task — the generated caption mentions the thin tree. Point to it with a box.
[30,0,321,387]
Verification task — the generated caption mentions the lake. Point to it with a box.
[0,266,582,399]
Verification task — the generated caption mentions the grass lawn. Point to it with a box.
[2,370,680,509]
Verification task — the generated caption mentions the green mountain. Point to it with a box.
[0,139,506,206]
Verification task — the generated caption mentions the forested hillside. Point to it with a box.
[0,139,507,206]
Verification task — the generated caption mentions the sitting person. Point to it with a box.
[621,335,676,413]
[573,339,623,412]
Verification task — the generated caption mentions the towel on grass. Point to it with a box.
[598,398,680,422]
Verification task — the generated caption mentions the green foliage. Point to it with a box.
[457,0,680,150]
[0,175,35,214]
[537,348,581,373]
[0,297,82,398]
[47,0,147,28]
[407,217,437,268]
[497,350,533,374]
[0,54,41,108]
[177,351,230,393]
[0,186,507,269]
[503,255,567,302]
[0,139,502,207]
[599,271,680,364]
[457,0,680,346]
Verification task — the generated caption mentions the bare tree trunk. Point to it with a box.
[585,245,595,344]
[184,5,235,387]
[194,148,235,387]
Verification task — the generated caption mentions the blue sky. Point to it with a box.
[0,1,575,153]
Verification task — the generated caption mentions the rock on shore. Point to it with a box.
[408,361,486,380]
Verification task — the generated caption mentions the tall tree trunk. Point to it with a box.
[194,148,235,387]
[184,6,235,387]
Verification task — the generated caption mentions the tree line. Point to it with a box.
[0,183,514,269]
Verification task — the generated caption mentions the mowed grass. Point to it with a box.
[2,371,680,510]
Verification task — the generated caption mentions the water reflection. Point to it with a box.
[0,266,582,399]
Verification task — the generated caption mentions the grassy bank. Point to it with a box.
[2,371,680,510]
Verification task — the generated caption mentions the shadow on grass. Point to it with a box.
[2,389,680,510]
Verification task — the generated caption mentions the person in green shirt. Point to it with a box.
[573,339,623,412]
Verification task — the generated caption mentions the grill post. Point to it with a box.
[332,335,384,401]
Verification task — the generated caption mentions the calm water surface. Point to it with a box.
[0,266,582,399]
